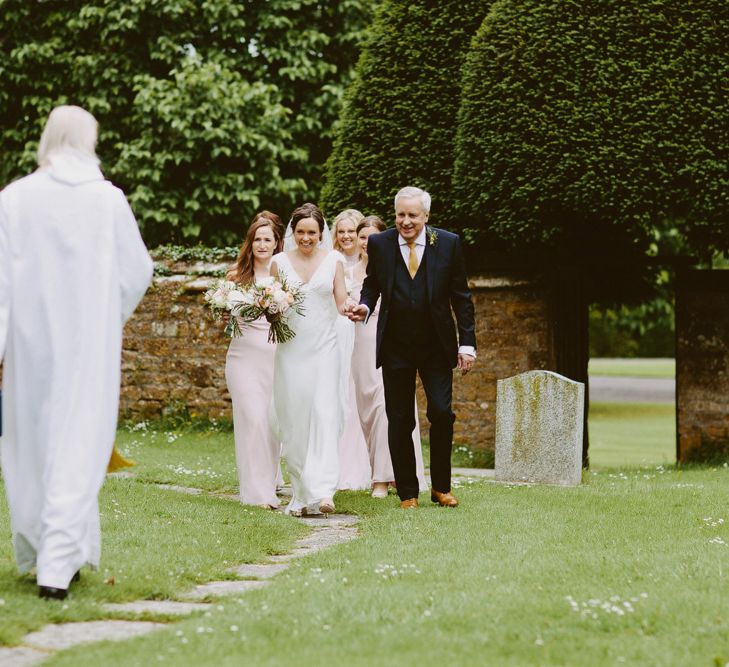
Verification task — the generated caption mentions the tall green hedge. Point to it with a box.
[321,0,491,226]
[0,0,374,245]
[453,0,729,259]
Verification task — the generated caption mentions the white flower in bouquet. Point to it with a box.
[239,289,256,305]
[227,290,247,307]
[272,289,289,310]
[206,272,306,343]
[210,291,228,308]
[205,279,236,310]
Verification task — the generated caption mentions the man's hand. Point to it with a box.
[339,297,358,316]
[348,304,369,322]
[457,353,475,375]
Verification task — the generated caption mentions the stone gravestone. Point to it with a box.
[495,370,584,485]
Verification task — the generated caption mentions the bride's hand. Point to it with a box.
[339,298,356,315]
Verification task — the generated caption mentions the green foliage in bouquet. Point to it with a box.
[321,0,492,227]
[453,0,729,261]
[0,0,376,246]
[204,274,305,344]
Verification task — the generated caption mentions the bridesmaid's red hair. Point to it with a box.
[227,211,284,285]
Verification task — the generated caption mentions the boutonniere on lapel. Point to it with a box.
[427,228,438,247]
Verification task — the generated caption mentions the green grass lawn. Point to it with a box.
[115,424,240,493]
[589,402,675,468]
[8,421,728,665]
[0,438,307,644]
[39,463,729,667]
[588,357,675,378]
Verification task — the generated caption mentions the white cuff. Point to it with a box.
[458,345,476,358]
[360,304,371,324]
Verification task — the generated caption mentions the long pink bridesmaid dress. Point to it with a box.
[350,276,427,490]
[336,316,374,491]
[225,315,281,507]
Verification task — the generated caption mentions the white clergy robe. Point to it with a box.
[0,150,153,589]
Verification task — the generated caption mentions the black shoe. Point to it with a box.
[38,585,68,600]
[71,570,81,583]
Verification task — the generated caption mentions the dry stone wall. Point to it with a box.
[120,260,233,421]
[119,260,557,452]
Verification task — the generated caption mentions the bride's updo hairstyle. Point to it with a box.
[228,211,284,285]
[290,202,326,239]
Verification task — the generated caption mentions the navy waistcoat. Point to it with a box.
[384,248,440,357]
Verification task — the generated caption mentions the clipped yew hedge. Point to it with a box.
[453,0,729,258]
[321,0,491,227]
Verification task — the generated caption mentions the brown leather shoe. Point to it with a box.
[400,498,419,509]
[431,489,459,507]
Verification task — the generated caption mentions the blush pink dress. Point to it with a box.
[336,315,375,491]
[225,309,281,508]
[350,270,427,490]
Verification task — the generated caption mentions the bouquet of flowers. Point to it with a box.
[204,274,305,343]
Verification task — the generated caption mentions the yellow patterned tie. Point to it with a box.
[407,241,419,278]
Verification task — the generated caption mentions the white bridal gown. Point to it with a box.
[271,250,347,514]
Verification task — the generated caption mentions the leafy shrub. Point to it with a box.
[589,299,675,358]
[0,0,375,244]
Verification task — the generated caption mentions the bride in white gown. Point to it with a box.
[270,203,351,516]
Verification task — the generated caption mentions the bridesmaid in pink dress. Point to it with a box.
[331,209,372,491]
[225,212,284,509]
[349,216,427,498]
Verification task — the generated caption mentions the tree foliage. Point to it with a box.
[321,0,491,226]
[453,0,729,260]
[0,0,374,245]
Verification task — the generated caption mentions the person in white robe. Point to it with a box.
[0,105,153,599]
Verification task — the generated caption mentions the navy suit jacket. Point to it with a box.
[359,226,476,368]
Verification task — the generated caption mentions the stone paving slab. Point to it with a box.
[154,484,204,495]
[107,471,135,479]
[103,600,211,615]
[182,579,270,600]
[295,527,358,552]
[297,514,360,527]
[266,552,301,563]
[0,646,48,667]
[23,621,165,651]
[229,563,289,579]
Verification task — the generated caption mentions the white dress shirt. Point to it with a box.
[398,226,427,266]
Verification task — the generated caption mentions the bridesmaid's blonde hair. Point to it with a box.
[331,209,364,252]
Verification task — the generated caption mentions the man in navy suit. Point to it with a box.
[349,187,476,508]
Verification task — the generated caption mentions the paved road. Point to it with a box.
[589,375,675,404]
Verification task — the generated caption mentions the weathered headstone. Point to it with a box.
[495,370,584,485]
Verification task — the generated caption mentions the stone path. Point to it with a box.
[0,480,359,667]
[0,469,489,666]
